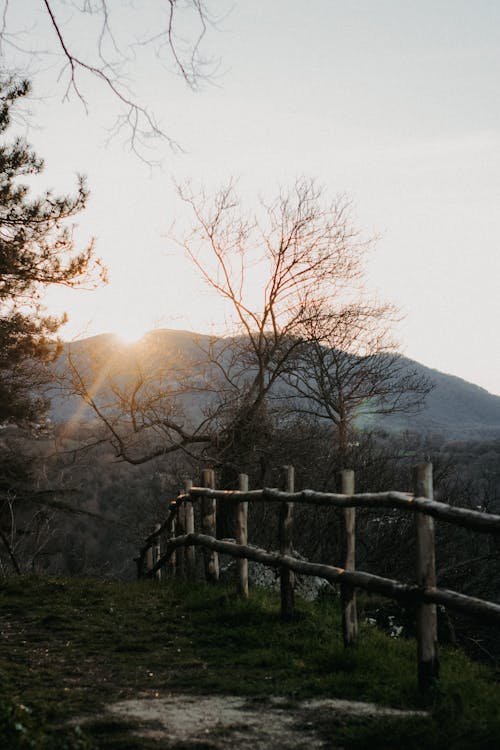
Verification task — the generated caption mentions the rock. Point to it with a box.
[219,545,332,601]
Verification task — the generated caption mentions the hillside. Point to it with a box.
[376,359,500,437]
[1,575,500,749]
[50,329,500,440]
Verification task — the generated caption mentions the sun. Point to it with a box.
[109,316,151,346]
[114,329,146,346]
[85,290,167,346]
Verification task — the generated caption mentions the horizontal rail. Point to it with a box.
[185,487,500,535]
[147,532,500,625]
[139,502,177,557]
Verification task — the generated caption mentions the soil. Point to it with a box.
[104,693,427,749]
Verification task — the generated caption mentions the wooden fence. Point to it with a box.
[136,462,500,692]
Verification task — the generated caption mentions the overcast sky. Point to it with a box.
[5,1,500,395]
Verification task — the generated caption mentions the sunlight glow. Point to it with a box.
[109,315,151,345]
[113,326,148,346]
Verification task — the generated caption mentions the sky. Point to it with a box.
[4,1,500,395]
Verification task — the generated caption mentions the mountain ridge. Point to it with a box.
[50,329,500,439]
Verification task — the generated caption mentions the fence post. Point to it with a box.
[413,462,439,691]
[280,465,295,621]
[201,468,219,583]
[145,538,154,575]
[176,496,186,579]
[184,479,196,579]
[340,469,358,646]
[236,473,249,597]
[165,501,177,578]
[135,551,146,579]
[152,522,162,580]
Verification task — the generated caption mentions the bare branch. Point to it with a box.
[172,179,379,480]
[0,0,221,158]
[58,334,214,465]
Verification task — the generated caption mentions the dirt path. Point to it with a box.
[106,693,427,749]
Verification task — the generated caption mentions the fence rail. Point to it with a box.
[176,487,500,534]
[136,462,500,692]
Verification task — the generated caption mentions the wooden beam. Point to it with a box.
[201,469,219,583]
[152,522,162,580]
[140,503,178,556]
[176,500,186,579]
[340,470,358,646]
[184,479,196,579]
[280,466,295,621]
[236,474,249,597]
[186,487,500,535]
[167,508,177,578]
[414,463,439,691]
[148,533,500,624]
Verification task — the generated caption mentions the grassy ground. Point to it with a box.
[0,575,499,748]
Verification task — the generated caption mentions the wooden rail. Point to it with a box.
[178,487,500,535]
[150,533,500,624]
[137,463,500,692]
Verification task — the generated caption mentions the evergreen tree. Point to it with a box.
[0,75,103,574]
[0,75,100,424]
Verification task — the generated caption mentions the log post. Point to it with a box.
[167,502,177,578]
[152,522,162,580]
[280,465,295,621]
[236,473,249,597]
[135,552,146,579]
[414,462,439,691]
[145,541,154,575]
[184,479,196,579]
[176,497,186,579]
[340,469,358,646]
[201,468,219,583]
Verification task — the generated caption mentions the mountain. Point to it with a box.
[375,360,500,438]
[49,329,500,440]
[48,329,213,424]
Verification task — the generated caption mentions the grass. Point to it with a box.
[0,575,499,748]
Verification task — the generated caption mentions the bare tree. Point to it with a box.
[60,179,430,495]
[58,331,214,465]
[286,301,433,470]
[175,178,373,485]
[59,179,373,488]
[0,1,221,157]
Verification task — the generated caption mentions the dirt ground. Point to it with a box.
[106,693,427,749]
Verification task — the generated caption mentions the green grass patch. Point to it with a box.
[0,575,499,748]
